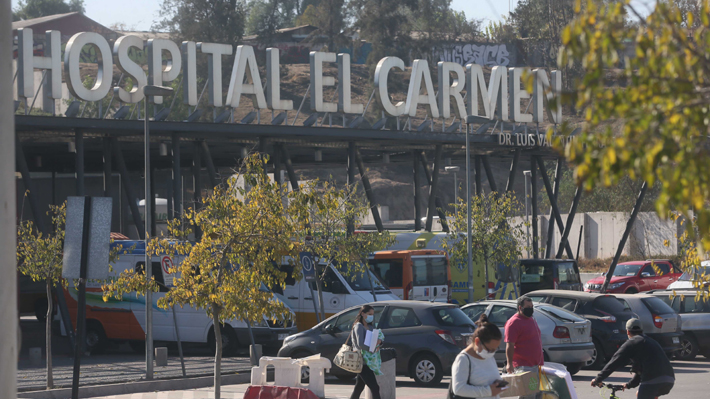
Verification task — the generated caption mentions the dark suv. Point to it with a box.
[526,290,635,369]
[519,259,583,294]
[277,300,475,386]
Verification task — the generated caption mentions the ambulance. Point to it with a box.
[60,240,297,354]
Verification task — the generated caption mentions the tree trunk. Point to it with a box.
[45,279,53,389]
[212,303,221,399]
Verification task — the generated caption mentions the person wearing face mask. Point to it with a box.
[451,313,506,399]
[350,305,384,399]
[504,296,543,399]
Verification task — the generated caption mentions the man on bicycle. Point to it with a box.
[591,319,674,399]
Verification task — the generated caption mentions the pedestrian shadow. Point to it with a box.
[572,375,629,383]
[671,361,710,369]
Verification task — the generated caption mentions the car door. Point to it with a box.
[378,306,424,372]
[486,305,518,364]
[317,306,386,362]
[638,264,657,291]
[655,262,676,289]
[411,257,432,301]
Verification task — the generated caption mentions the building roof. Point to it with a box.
[12,12,77,30]
[12,12,116,39]
[115,30,172,41]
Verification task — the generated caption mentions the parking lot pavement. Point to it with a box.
[88,358,710,399]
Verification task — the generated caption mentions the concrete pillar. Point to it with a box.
[0,0,19,396]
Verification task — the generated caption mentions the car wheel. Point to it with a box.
[291,350,313,383]
[583,338,605,370]
[411,353,443,387]
[676,335,699,360]
[625,287,638,294]
[208,325,239,357]
[564,362,583,376]
[84,322,107,354]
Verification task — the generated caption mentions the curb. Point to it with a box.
[18,372,252,399]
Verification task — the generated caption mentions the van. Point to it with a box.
[275,260,399,332]
[519,259,583,294]
[60,240,297,354]
[368,249,451,302]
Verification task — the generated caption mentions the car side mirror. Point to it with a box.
[641,272,651,278]
[323,324,335,335]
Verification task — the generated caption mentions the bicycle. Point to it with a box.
[598,383,626,399]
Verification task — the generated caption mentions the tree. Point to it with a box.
[155,0,247,45]
[442,192,526,302]
[296,0,350,52]
[557,0,710,283]
[14,0,84,20]
[296,180,396,319]
[351,0,418,66]
[17,203,65,389]
[17,202,119,389]
[245,0,299,40]
[104,154,310,399]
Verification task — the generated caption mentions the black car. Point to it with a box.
[525,290,635,369]
[277,300,475,386]
[519,259,584,294]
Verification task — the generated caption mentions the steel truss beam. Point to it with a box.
[506,149,520,193]
[536,157,574,259]
[544,160,563,258]
[481,155,498,193]
[354,147,384,232]
[111,137,144,239]
[556,186,583,259]
[420,150,449,232]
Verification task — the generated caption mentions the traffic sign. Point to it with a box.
[161,256,174,274]
[300,251,316,283]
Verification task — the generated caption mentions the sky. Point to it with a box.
[11,0,514,32]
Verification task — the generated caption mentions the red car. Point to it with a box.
[584,260,683,294]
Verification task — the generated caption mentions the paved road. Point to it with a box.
[60,357,710,399]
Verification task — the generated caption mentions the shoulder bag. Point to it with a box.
[333,324,363,373]
[447,353,474,399]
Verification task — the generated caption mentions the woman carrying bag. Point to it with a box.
[350,305,384,399]
[451,314,507,399]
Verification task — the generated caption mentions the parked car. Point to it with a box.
[667,261,710,290]
[461,300,593,375]
[277,300,475,386]
[650,290,710,360]
[524,290,636,369]
[519,259,583,294]
[584,260,682,293]
[612,293,682,355]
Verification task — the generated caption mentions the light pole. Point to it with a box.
[445,166,460,216]
[523,170,531,256]
[142,85,173,380]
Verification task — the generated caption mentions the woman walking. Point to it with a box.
[350,305,384,399]
[451,314,506,399]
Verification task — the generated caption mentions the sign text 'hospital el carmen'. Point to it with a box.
[16,29,564,138]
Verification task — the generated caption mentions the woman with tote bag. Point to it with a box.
[450,314,507,399]
[350,305,384,399]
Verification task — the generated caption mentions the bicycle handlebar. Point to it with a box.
[603,383,625,391]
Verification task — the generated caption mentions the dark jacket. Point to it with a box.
[597,334,675,388]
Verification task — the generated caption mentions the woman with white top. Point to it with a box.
[451,314,505,399]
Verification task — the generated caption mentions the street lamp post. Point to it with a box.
[523,170,531,256]
[142,85,173,381]
[445,166,460,216]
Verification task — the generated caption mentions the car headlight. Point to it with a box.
[584,283,590,289]
[609,282,625,290]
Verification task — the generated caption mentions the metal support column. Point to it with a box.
[425,145,444,232]
[192,142,202,240]
[200,141,218,190]
[111,138,145,239]
[103,137,112,198]
[273,143,283,187]
[531,156,539,258]
[75,130,84,196]
[506,150,521,193]
[354,148,384,232]
[347,142,356,236]
[481,155,498,193]
[281,146,300,192]
[150,165,156,237]
[413,151,422,231]
[536,157,574,259]
[474,155,482,195]
[544,160,562,258]
[419,151,449,232]
[556,186,583,259]
[600,182,648,293]
[172,134,182,219]
[16,142,47,234]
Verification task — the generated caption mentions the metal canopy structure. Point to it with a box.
[15,114,569,248]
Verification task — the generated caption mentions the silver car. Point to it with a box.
[613,293,682,355]
[650,289,710,360]
[461,300,593,375]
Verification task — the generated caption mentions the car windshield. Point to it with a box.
[432,307,475,327]
[537,305,586,323]
[678,266,710,281]
[338,265,388,291]
[612,264,643,277]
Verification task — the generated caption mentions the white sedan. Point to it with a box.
[462,300,593,375]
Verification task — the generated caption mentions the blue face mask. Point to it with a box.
[365,315,374,323]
